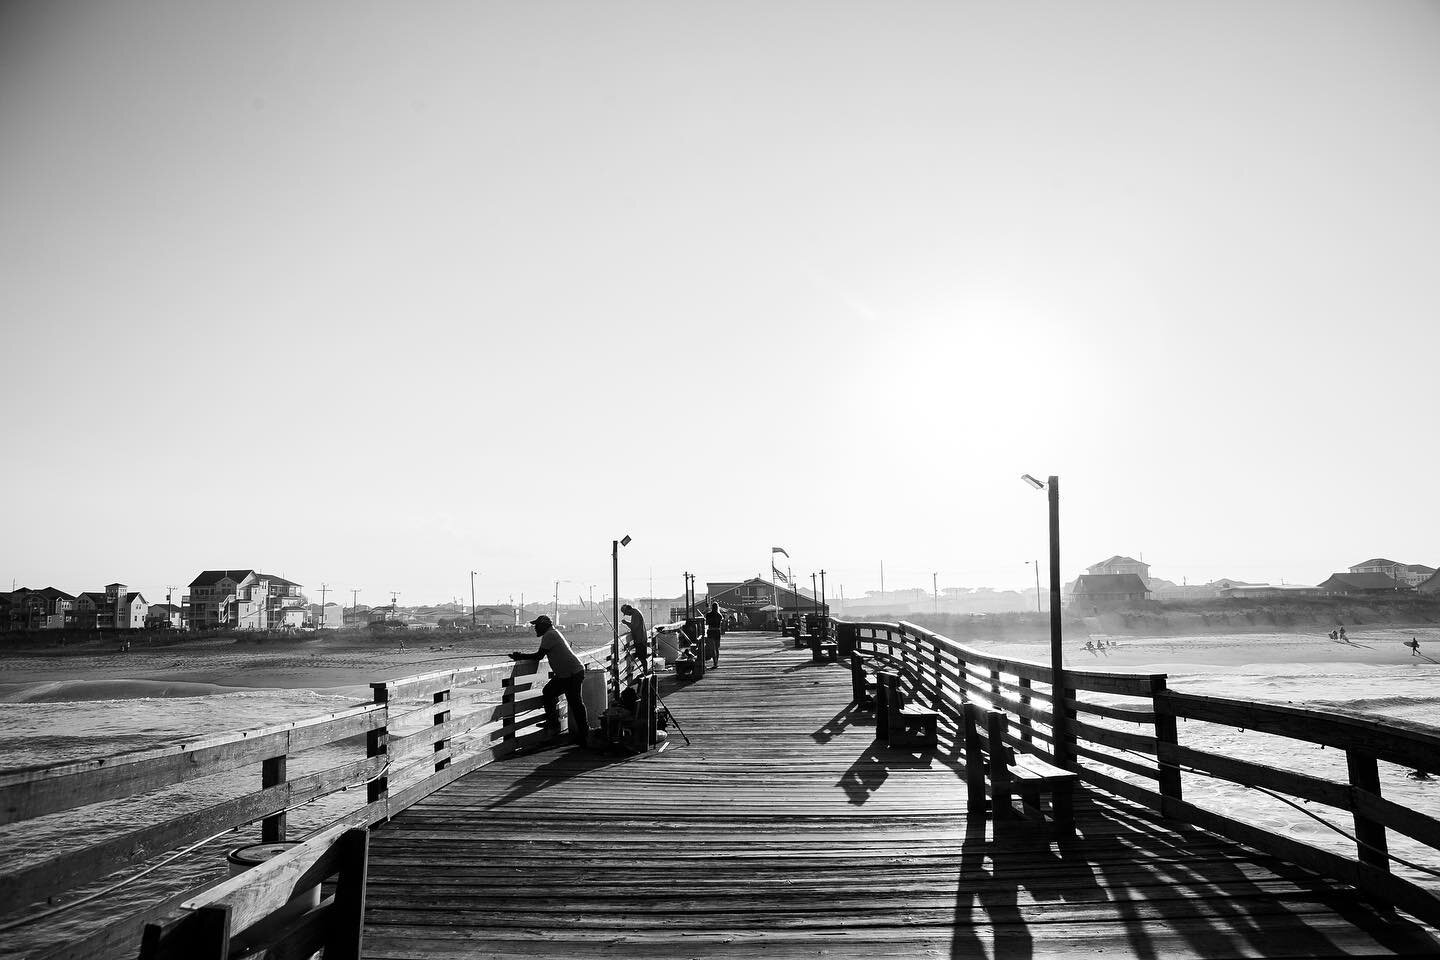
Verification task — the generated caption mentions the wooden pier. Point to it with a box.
[359,632,1440,958]
[9,624,1440,960]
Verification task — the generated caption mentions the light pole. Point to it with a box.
[819,569,827,618]
[932,572,938,614]
[1022,473,1070,768]
[1027,560,1042,613]
[470,571,478,629]
[612,535,631,696]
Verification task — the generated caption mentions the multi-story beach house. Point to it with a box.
[74,583,148,630]
[1348,559,1436,589]
[1086,556,1151,583]
[1316,572,1403,595]
[1070,573,1151,610]
[0,587,76,629]
[185,570,307,630]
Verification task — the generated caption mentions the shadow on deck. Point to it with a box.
[360,632,1440,958]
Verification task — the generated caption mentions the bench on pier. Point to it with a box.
[140,823,368,960]
[874,670,939,748]
[809,632,839,664]
[849,651,878,708]
[963,702,1076,840]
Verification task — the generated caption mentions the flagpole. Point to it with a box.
[771,552,778,630]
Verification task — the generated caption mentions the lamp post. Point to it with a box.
[1022,473,1070,768]
[1026,560,1041,613]
[612,536,631,696]
[470,571,477,629]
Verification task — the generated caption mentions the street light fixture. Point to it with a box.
[1021,473,1071,768]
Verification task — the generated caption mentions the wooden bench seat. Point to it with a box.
[963,702,1076,840]
[875,672,938,748]
[849,653,877,708]
[809,634,839,664]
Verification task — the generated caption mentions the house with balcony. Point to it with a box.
[0,587,76,629]
[1348,559,1436,589]
[146,603,183,629]
[185,570,306,630]
[74,583,147,629]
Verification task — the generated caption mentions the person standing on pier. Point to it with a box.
[705,601,723,668]
[509,614,589,746]
[621,603,648,671]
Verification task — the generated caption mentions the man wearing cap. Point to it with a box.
[510,614,589,746]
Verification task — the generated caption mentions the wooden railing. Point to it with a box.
[0,637,637,960]
[837,617,1440,927]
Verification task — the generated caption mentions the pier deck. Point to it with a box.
[360,632,1440,958]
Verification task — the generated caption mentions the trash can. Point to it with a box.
[227,841,320,926]
[655,630,680,663]
[581,670,608,727]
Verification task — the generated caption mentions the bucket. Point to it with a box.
[581,671,608,726]
[227,841,321,926]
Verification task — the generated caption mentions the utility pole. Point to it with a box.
[811,572,818,615]
[165,585,176,628]
[880,559,885,597]
[820,569,827,617]
[554,581,559,625]
[389,591,399,619]
[319,583,329,628]
[349,588,360,625]
[933,572,938,614]
[470,570,477,628]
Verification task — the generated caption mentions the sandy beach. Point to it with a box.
[2,626,1437,704]
[0,631,559,703]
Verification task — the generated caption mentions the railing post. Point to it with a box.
[963,703,985,814]
[433,688,451,773]
[501,676,516,752]
[367,683,390,819]
[1152,677,1182,806]
[1018,677,1033,745]
[1347,749,1390,872]
[261,753,286,842]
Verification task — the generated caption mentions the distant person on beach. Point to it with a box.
[1408,637,1420,656]
[1329,630,1338,640]
[621,604,648,670]
[1339,626,1348,642]
[510,614,588,746]
[705,602,723,668]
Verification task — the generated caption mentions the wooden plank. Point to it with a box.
[0,754,381,913]
[1161,690,1440,769]
[0,703,385,825]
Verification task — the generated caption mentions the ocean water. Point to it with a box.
[2,634,1439,957]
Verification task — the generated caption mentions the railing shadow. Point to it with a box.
[482,746,632,809]
[834,738,964,806]
[810,703,870,744]
[946,792,1440,959]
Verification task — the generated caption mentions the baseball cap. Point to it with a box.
[528,614,552,627]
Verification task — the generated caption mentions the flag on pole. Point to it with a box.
[772,564,790,585]
[772,546,789,557]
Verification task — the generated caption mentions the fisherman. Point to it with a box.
[704,601,724,668]
[509,614,589,746]
[621,603,648,671]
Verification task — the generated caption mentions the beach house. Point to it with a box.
[74,584,147,630]
[1348,558,1435,588]
[0,587,76,629]
[1085,555,1151,583]
[1070,573,1151,610]
[185,570,307,630]
[1316,572,1404,595]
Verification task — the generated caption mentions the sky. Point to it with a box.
[3,1,1438,609]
